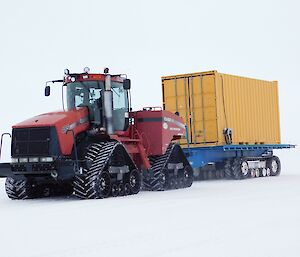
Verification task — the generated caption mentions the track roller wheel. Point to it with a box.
[124,183,131,196]
[42,187,51,197]
[111,184,119,197]
[254,168,260,178]
[118,184,125,196]
[250,169,256,178]
[193,168,201,180]
[174,179,180,189]
[152,168,169,191]
[266,168,271,176]
[215,170,220,179]
[129,169,141,194]
[160,169,169,190]
[178,178,184,188]
[207,170,214,180]
[261,168,267,177]
[158,169,171,190]
[267,156,281,176]
[183,166,193,188]
[97,171,111,198]
[169,178,178,189]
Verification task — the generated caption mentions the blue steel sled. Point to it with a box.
[183,144,295,169]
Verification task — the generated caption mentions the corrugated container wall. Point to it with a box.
[162,71,281,147]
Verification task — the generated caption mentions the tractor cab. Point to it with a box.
[46,68,131,133]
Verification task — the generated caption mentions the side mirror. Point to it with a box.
[45,86,50,96]
[123,79,131,90]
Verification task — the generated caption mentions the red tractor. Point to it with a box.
[1,68,193,199]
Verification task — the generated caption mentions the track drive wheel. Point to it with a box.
[267,156,281,176]
[232,158,249,180]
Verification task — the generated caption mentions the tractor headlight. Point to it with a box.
[11,158,18,163]
[64,69,70,75]
[84,67,90,73]
[40,157,54,162]
[29,157,39,163]
[19,158,28,163]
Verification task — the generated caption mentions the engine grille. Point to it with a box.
[12,127,51,156]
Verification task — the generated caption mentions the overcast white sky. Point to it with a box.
[0,0,299,166]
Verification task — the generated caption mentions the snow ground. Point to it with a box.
[0,171,299,257]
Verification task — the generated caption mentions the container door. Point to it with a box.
[162,75,218,145]
[189,75,218,144]
[162,77,191,145]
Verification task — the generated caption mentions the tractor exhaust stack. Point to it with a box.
[104,68,114,135]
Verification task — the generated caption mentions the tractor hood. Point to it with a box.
[13,108,89,129]
[12,108,90,156]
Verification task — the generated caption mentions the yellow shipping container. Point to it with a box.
[162,71,280,146]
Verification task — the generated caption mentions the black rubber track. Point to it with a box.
[73,141,139,199]
[231,158,242,179]
[224,159,233,178]
[5,177,33,200]
[143,144,193,191]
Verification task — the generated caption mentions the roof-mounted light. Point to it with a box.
[84,67,90,73]
[64,69,70,75]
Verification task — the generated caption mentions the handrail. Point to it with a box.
[0,133,12,159]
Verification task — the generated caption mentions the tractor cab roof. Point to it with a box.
[63,68,127,85]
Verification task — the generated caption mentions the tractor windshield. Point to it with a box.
[66,80,129,130]
[66,81,104,110]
